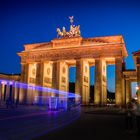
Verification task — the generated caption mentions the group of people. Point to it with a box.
[125,99,140,135]
[6,97,19,108]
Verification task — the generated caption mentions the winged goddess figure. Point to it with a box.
[69,16,74,25]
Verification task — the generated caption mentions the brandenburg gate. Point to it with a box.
[17,17,128,106]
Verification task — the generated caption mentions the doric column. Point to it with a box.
[0,83,4,101]
[136,57,140,104]
[41,61,53,98]
[51,60,69,110]
[43,61,53,88]
[115,57,123,106]
[94,59,107,106]
[20,63,25,83]
[59,61,69,92]
[19,63,29,104]
[75,59,90,105]
[36,62,44,86]
[75,59,82,96]
[125,80,131,104]
[52,61,69,94]
[35,62,44,104]
[122,61,126,106]
[14,82,20,103]
[20,63,29,83]
[9,84,15,103]
[52,61,60,91]
[6,84,10,100]
[27,62,44,104]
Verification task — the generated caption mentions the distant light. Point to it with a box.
[1,81,7,85]
[136,86,139,90]
[9,81,13,85]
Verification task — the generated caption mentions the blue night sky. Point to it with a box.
[0,0,140,94]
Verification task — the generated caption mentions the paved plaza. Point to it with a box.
[0,104,80,140]
[0,105,139,140]
[34,107,140,140]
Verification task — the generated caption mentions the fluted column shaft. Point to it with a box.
[94,59,107,106]
[75,59,90,105]
[115,58,123,106]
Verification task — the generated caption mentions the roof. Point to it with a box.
[132,50,140,56]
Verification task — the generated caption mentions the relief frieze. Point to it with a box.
[62,77,66,83]
[84,76,88,83]
[29,77,36,84]
[44,77,52,84]
[103,76,106,82]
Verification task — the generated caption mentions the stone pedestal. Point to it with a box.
[94,59,107,106]
[75,59,90,105]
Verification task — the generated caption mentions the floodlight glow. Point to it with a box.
[1,81,7,85]
[136,86,139,90]
[9,81,13,85]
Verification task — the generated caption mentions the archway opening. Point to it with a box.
[90,66,94,104]
[131,82,138,101]
[69,67,76,93]
[107,65,115,104]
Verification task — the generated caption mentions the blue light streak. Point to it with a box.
[0,79,81,98]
